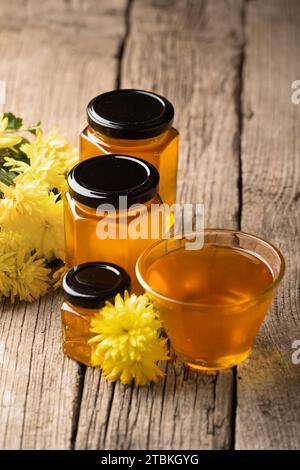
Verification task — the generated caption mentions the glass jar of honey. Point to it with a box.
[80,89,179,205]
[64,154,165,292]
[61,262,130,366]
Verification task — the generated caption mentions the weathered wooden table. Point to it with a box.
[0,0,299,450]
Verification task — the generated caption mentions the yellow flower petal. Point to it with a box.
[0,115,22,148]
[88,291,169,386]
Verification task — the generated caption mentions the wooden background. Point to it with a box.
[0,0,299,450]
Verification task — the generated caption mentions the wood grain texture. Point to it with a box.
[0,0,127,145]
[0,0,127,449]
[236,0,300,450]
[0,293,80,449]
[75,0,244,450]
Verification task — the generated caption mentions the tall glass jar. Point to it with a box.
[80,89,179,205]
[64,154,165,292]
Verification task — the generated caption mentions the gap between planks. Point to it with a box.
[70,0,135,449]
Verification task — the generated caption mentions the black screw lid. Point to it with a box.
[87,89,174,139]
[62,262,131,309]
[67,154,160,208]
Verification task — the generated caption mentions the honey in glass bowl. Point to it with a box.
[136,230,285,371]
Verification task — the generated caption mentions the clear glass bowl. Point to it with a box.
[136,229,285,371]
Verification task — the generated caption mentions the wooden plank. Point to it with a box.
[236,0,300,450]
[75,0,244,450]
[0,293,80,449]
[0,0,127,449]
[0,0,127,145]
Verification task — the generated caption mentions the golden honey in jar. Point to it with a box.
[64,154,165,293]
[61,262,130,366]
[80,89,179,205]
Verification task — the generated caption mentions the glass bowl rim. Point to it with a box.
[136,228,285,309]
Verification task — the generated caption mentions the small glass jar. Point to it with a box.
[80,89,179,205]
[61,262,130,366]
[64,154,165,292]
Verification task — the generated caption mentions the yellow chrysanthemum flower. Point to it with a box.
[4,129,77,192]
[0,177,48,224]
[0,236,15,297]
[0,114,77,302]
[89,292,169,386]
[30,196,65,261]
[0,114,22,148]
[0,231,50,302]
[0,178,64,261]
[10,249,50,302]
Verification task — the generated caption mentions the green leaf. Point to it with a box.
[28,121,41,135]
[0,167,16,186]
[0,138,30,165]
[3,112,23,130]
